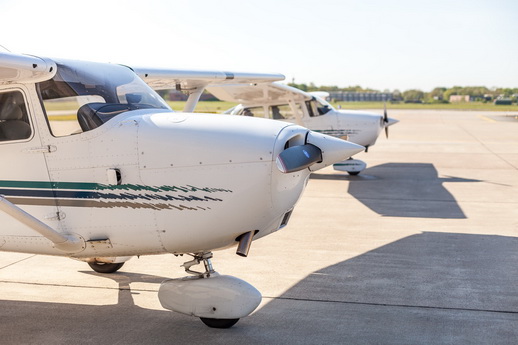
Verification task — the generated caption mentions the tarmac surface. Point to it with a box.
[1,109,518,344]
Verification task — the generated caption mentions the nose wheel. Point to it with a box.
[158,251,262,328]
[333,157,366,175]
[200,317,240,329]
[181,252,241,328]
[88,261,124,273]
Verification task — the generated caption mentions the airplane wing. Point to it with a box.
[0,51,56,84]
[133,67,285,91]
[206,82,309,105]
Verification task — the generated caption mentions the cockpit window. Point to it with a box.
[268,104,297,120]
[0,90,31,142]
[37,60,170,136]
[239,106,265,118]
[307,97,333,117]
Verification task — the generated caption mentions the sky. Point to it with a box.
[1,0,517,91]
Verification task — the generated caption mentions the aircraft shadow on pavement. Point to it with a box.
[312,163,480,219]
[0,233,517,344]
[0,270,281,344]
[257,232,518,344]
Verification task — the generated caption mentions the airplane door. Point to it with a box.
[0,87,60,237]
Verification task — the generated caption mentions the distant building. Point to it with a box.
[449,95,470,103]
[327,91,394,102]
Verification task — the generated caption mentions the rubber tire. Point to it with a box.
[348,171,360,176]
[88,262,124,273]
[200,317,240,329]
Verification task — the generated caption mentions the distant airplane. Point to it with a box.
[0,51,364,328]
[207,83,398,175]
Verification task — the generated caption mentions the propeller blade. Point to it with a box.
[276,144,322,173]
[383,102,389,138]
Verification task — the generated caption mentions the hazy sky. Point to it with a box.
[1,0,516,91]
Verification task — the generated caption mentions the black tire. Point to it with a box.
[200,317,239,329]
[348,171,360,176]
[88,262,124,273]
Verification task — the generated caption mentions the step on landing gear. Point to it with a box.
[158,252,262,328]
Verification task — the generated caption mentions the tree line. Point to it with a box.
[288,82,518,103]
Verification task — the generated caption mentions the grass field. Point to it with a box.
[332,101,518,111]
[45,100,518,122]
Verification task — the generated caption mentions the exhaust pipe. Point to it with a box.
[236,231,255,257]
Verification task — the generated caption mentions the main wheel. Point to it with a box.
[88,262,124,273]
[200,317,239,329]
[347,171,360,176]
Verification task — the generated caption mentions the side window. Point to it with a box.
[269,104,296,120]
[0,91,32,142]
[41,95,104,137]
[306,100,317,117]
[306,99,331,117]
[240,106,265,118]
[307,100,322,117]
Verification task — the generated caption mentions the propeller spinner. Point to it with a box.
[276,131,364,173]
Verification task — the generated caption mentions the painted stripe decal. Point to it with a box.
[0,181,232,211]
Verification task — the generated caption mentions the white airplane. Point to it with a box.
[0,51,364,328]
[208,83,399,175]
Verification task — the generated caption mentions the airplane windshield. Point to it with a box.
[307,97,334,117]
[37,59,170,136]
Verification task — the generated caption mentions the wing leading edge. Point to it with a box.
[0,51,57,84]
[133,67,285,91]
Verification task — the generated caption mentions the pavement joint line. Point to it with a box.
[262,296,518,315]
[0,280,158,293]
[0,255,37,270]
[457,124,518,171]
[312,195,518,205]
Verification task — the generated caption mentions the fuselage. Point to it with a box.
[0,54,363,260]
[226,96,396,150]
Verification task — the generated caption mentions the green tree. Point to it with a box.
[402,89,424,101]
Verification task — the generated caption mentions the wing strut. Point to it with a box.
[0,196,85,253]
[183,87,206,113]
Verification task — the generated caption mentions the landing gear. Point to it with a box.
[333,157,366,175]
[200,317,240,329]
[88,261,124,273]
[158,251,262,329]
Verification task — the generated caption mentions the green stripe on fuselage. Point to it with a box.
[0,180,101,190]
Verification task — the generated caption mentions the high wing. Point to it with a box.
[134,67,285,112]
[206,82,309,105]
[0,51,56,84]
[134,67,285,91]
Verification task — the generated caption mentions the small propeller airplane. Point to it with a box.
[0,51,364,328]
[208,82,398,175]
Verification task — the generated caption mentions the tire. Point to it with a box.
[200,318,240,329]
[88,262,124,273]
[348,171,360,176]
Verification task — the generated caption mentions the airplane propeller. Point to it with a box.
[276,144,322,173]
[383,102,389,138]
[276,131,365,174]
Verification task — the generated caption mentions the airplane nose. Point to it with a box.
[385,117,399,127]
[275,131,364,173]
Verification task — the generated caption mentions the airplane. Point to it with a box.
[207,82,399,175]
[0,51,364,328]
